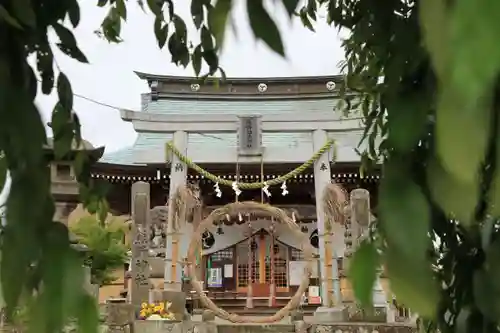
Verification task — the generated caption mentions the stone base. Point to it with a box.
[313,306,348,323]
[149,290,186,320]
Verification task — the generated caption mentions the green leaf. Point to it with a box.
[73,151,89,183]
[481,216,496,251]
[348,240,379,308]
[11,0,36,28]
[484,238,500,290]
[386,93,428,153]
[299,7,315,32]
[426,157,479,224]
[306,0,317,21]
[201,26,214,51]
[37,223,71,332]
[208,0,232,49]
[385,251,438,319]
[53,23,89,63]
[67,0,81,27]
[36,43,55,94]
[455,308,472,333]
[473,269,500,321]
[419,0,449,78]
[191,45,202,77]
[51,103,73,160]
[173,15,187,41]
[203,49,219,74]
[154,18,168,49]
[146,0,161,17]
[433,0,500,185]
[191,0,204,29]
[246,0,285,56]
[379,160,431,259]
[98,200,109,224]
[116,0,127,20]
[75,293,99,333]
[436,87,491,185]
[57,72,73,112]
[281,0,300,17]
[97,0,108,7]
[0,5,22,29]
[168,33,190,68]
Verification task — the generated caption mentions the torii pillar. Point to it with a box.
[162,130,188,319]
[312,129,347,322]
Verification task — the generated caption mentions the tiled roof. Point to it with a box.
[101,94,360,166]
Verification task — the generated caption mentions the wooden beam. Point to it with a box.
[135,145,360,164]
[120,110,364,133]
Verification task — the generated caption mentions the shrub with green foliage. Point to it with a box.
[70,216,129,286]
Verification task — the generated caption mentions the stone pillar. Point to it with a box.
[130,181,151,309]
[351,188,388,321]
[312,130,346,322]
[163,131,188,318]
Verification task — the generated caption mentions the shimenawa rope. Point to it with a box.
[165,139,336,189]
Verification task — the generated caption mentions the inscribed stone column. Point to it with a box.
[130,181,151,308]
[163,130,188,319]
[312,130,346,322]
[351,188,388,321]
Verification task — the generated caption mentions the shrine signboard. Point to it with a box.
[238,115,262,156]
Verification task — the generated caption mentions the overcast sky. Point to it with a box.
[36,0,345,152]
[1,1,345,205]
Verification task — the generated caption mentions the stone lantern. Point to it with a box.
[43,137,104,225]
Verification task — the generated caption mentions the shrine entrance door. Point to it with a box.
[236,230,289,296]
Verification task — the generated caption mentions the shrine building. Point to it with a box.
[90,72,383,312]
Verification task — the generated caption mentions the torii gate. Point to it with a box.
[121,109,364,314]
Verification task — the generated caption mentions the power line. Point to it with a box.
[37,78,225,141]
[74,93,136,112]
[73,91,224,141]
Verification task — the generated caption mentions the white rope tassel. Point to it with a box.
[232,181,241,197]
[262,182,271,197]
[214,182,222,198]
[292,212,296,223]
[281,181,289,196]
[238,212,243,222]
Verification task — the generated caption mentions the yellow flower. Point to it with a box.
[141,303,148,309]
